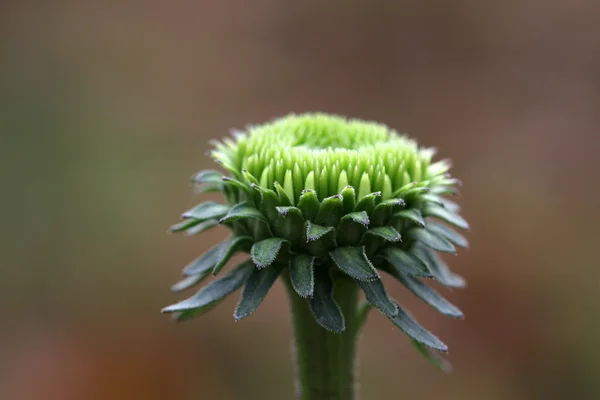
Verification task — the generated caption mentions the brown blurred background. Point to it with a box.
[1,1,599,399]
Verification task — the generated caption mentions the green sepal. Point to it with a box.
[290,254,315,298]
[393,208,425,228]
[171,274,208,293]
[182,201,230,220]
[341,211,370,227]
[315,194,344,227]
[412,340,452,372]
[168,218,203,233]
[234,263,283,320]
[371,198,406,226]
[185,219,219,236]
[275,206,305,246]
[306,221,337,256]
[427,222,468,248]
[274,181,293,206]
[219,202,267,224]
[252,184,280,224]
[211,236,253,275]
[340,186,356,213]
[190,170,223,184]
[407,228,456,254]
[298,189,320,221]
[241,169,260,186]
[388,303,448,352]
[355,192,381,215]
[356,278,398,317]
[430,185,459,196]
[308,267,345,333]
[306,221,334,242]
[330,246,379,281]
[381,247,431,277]
[162,260,254,316]
[414,248,466,288]
[251,237,287,269]
[182,237,250,276]
[422,204,469,230]
[364,226,402,243]
[396,274,463,318]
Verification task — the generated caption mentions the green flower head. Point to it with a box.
[164,113,468,368]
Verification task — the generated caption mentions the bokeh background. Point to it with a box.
[2,1,599,399]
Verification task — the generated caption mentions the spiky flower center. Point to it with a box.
[212,114,444,201]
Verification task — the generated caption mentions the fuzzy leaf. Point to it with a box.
[407,228,456,254]
[340,186,356,213]
[414,248,466,288]
[427,222,468,248]
[315,195,344,227]
[397,274,463,318]
[290,254,315,298]
[274,206,305,245]
[220,202,267,224]
[412,340,452,371]
[186,219,219,236]
[357,278,398,317]
[364,226,402,242]
[171,274,207,293]
[330,246,379,281]
[355,192,381,215]
[252,185,280,223]
[190,170,222,184]
[371,198,406,226]
[162,260,254,315]
[182,238,249,277]
[182,202,230,220]
[298,189,320,221]
[251,238,287,269]
[381,247,431,277]
[274,181,293,206]
[393,209,425,227]
[388,303,448,352]
[306,221,334,242]
[211,236,253,275]
[341,211,370,227]
[423,204,469,230]
[169,218,212,234]
[309,268,345,333]
[234,264,282,320]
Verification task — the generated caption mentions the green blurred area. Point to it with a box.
[1,1,599,399]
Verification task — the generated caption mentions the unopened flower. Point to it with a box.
[163,113,468,369]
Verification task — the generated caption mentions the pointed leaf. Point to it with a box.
[414,248,466,288]
[357,278,398,317]
[169,218,203,233]
[393,209,425,227]
[388,303,448,352]
[407,228,456,253]
[290,254,315,298]
[364,226,402,242]
[251,238,287,269]
[355,192,381,215]
[423,204,469,230]
[220,202,267,224]
[341,211,370,227]
[330,246,379,281]
[162,260,254,314]
[274,181,293,206]
[234,264,282,320]
[211,236,253,275]
[397,274,463,318]
[340,186,356,213]
[412,340,452,371]
[308,268,345,333]
[183,239,248,277]
[381,247,431,277]
[371,198,406,226]
[182,202,230,220]
[190,170,222,184]
[315,195,344,227]
[252,185,280,223]
[275,206,305,245]
[171,274,207,293]
[427,222,468,248]
[306,221,334,242]
[297,189,320,221]
[186,219,219,236]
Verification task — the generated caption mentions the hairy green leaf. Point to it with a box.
[182,202,230,220]
[388,303,448,352]
[414,248,466,288]
[290,254,315,298]
[168,218,203,233]
[330,246,379,281]
[340,186,356,213]
[234,264,282,320]
[315,194,344,227]
[220,202,267,224]
[182,238,249,277]
[252,185,280,223]
[397,274,463,318]
[211,236,253,275]
[381,247,431,277]
[251,238,287,269]
[423,204,469,230]
[162,260,254,315]
[309,268,345,333]
[357,278,398,317]
[341,211,370,227]
[371,198,406,226]
[364,226,402,242]
[275,206,305,245]
[171,274,207,293]
[393,209,425,227]
[186,219,219,236]
[412,340,452,372]
[297,189,320,221]
[190,170,223,184]
[355,192,381,215]
[427,222,468,248]
[306,221,334,242]
[274,181,293,206]
[407,228,456,254]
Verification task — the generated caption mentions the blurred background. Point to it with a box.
[1,1,599,399]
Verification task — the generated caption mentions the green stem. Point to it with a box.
[284,270,361,400]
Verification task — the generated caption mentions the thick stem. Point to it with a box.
[284,271,360,400]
